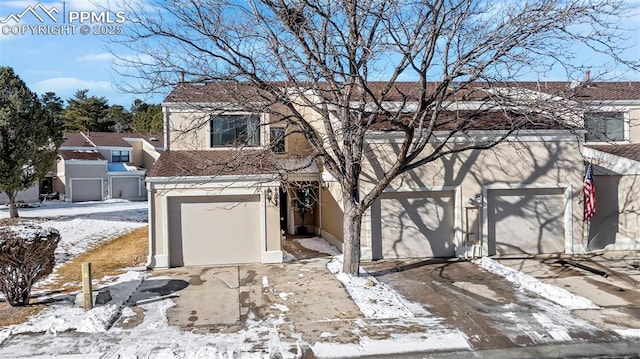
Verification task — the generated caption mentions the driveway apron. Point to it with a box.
[363,259,617,350]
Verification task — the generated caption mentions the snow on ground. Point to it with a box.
[0,199,148,221]
[0,200,147,288]
[295,237,341,256]
[1,211,633,357]
[473,256,598,310]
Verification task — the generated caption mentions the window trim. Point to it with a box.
[208,113,265,148]
[583,109,629,143]
[111,150,130,163]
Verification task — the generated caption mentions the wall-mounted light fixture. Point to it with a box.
[465,194,483,207]
[265,188,278,206]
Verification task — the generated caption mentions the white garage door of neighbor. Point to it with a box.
[111,177,139,199]
[487,187,565,255]
[168,195,262,267]
[71,179,102,202]
[371,191,456,259]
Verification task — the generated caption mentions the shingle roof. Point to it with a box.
[163,81,640,104]
[368,110,574,132]
[59,150,106,161]
[585,144,640,163]
[61,133,93,147]
[62,132,164,149]
[147,150,278,178]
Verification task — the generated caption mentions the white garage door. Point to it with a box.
[111,177,140,199]
[168,195,261,267]
[71,179,102,202]
[487,187,565,255]
[371,190,456,259]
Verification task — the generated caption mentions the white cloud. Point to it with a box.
[33,77,113,94]
[77,52,115,62]
[77,52,154,64]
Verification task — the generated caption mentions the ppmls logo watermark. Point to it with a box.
[1,2,126,36]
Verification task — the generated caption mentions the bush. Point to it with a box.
[0,225,60,306]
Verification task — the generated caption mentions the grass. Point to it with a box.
[45,226,149,293]
[0,226,148,326]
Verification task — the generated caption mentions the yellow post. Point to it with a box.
[82,262,93,310]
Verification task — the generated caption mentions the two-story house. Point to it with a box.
[145,81,640,268]
[55,131,163,202]
[580,84,640,251]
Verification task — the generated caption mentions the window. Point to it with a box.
[112,150,130,162]
[270,127,286,153]
[210,115,260,147]
[584,112,625,142]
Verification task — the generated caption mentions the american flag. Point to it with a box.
[583,164,596,222]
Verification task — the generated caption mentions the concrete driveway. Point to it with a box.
[495,252,640,335]
[114,253,640,357]
[362,259,618,351]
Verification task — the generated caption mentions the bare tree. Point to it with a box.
[114,0,638,275]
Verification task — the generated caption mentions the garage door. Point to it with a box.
[487,187,565,255]
[71,179,102,202]
[168,195,261,267]
[111,177,139,199]
[371,190,456,259]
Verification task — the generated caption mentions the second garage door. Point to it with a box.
[111,177,140,199]
[487,187,566,255]
[168,195,261,267]
[71,179,102,202]
[371,190,456,259]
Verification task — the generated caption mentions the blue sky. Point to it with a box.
[1,0,639,109]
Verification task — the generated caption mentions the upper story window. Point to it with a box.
[270,127,286,153]
[210,115,260,147]
[112,150,130,163]
[584,112,625,142]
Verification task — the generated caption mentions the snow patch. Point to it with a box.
[296,237,341,256]
[473,257,598,310]
[327,255,417,319]
[313,331,470,358]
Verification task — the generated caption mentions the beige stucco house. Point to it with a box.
[55,132,162,202]
[146,81,640,268]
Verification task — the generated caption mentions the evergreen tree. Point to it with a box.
[0,67,63,218]
[131,99,162,134]
[62,89,109,132]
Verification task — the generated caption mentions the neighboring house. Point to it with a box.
[0,186,40,206]
[55,132,162,202]
[146,81,640,268]
[581,89,640,250]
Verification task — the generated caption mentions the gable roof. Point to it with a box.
[147,150,278,178]
[61,133,93,148]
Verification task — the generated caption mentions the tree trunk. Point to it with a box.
[7,192,19,218]
[342,201,363,276]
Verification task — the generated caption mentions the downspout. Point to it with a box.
[144,182,154,269]
[318,174,322,236]
[162,105,170,151]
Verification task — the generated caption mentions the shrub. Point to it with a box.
[0,225,60,306]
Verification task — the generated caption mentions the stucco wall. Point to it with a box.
[629,108,640,143]
[64,162,107,199]
[129,141,144,167]
[617,174,640,242]
[150,185,282,267]
[356,138,585,253]
[0,185,39,204]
